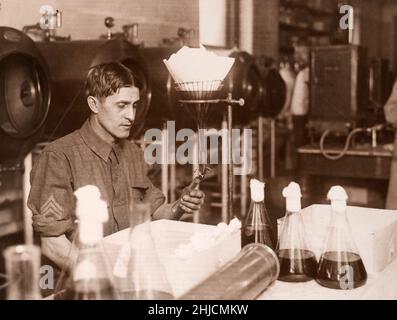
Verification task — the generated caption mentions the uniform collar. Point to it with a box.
[79,119,123,163]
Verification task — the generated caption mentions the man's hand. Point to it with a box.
[178,190,205,213]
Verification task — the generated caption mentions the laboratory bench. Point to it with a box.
[298,144,393,180]
[258,257,397,300]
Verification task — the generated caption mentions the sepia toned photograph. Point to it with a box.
[0,0,396,305]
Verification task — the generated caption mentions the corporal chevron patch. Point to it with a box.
[41,195,64,220]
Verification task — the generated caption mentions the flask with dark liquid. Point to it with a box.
[242,179,277,249]
[277,182,317,282]
[316,186,367,290]
[55,186,118,300]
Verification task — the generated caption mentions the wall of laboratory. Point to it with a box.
[380,0,397,73]
[349,0,382,58]
[199,0,228,47]
[0,0,199,46]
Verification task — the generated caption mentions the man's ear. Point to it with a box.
[87,96,99,114]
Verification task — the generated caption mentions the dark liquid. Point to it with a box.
[242,225,276,249]
[316,251,367,289]
[278,249,318,282]
[55,279,117,300]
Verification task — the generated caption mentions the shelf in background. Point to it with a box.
[279,22,332,36]
[0,221,23,238]
[280,0,335,17]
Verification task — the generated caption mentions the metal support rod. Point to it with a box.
[193,133,200,223]
[270,118,276,178]
[240,127,248,218]
[221,117,228,223]
[161,126,169,202]
[170,163,176,202]
[372,128,377,149]
[258,116,264,181]
[227,94,234,224]
[178,98,244,106]
[23,153,33,245]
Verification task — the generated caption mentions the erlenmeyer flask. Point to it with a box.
[113,202,174,300]
[277,182,317,282]
[242,179,277,249]
[316,186,367,290]
[55,186,118,300]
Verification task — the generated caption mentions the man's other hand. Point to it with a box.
[179,190,205,213]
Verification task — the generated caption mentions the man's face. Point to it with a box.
[95,86,140,140]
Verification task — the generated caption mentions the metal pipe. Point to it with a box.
[221,117,228,223]
[372,128,377,149]
[227,95,233,223]
[161,126,169,202]
[270,118,276,178]
[178,98,244,105]
[241,126,248,218]
[170,163,176,203]
[258,116,264,180]
[193,133,200,223]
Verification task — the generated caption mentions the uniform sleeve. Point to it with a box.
[142,166,167,217]
[28,150,75,237]
[128,142,177,220]
[384,80,397,125]
[143,166,184,220]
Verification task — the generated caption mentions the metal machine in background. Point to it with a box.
[309,45,370,134]
[0,27,51,239]
[299,45,394,208]
[255,55,286,119]
[306,44,394,157]
[0,27,50,162]
[138,47,182,130]
[369,58,394,111]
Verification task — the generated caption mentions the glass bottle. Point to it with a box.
[277,182,317,282]
[242,179,277,249]
[316,186,367,290]
[3,244,41,300]
[55,185,118,300]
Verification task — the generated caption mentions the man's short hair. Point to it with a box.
[85,62,136,99]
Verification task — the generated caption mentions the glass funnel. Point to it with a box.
[277,182,317,282]
[316,186,367,290]
[176,80,222,173]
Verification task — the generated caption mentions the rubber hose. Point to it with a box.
[319,128,365,161]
